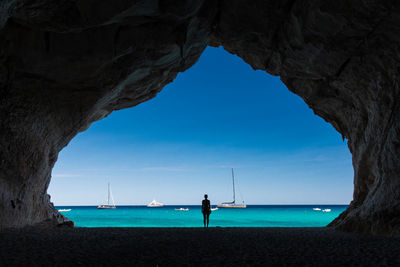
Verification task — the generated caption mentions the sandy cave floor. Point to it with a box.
[0,227,400,266]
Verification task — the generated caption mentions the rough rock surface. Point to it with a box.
[0,0,218,228]
[0,0,399,235]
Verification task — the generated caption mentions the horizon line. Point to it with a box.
[55,203,349,207]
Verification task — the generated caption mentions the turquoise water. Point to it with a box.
[57,205,347,227]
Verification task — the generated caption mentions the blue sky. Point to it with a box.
[48,47,353,206]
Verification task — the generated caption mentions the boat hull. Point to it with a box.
[216,205,247,208]
[97,205,116,209]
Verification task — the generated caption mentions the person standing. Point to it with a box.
[202,194,211,227]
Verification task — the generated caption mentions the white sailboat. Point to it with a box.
[147,199,164,207]
[98,183,116,209]
[217,168,246,208]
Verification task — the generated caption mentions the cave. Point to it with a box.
[0,1,399,236]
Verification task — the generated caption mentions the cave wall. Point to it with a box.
[1,0,400,235]
[0,0,218,227]
[211,0,400,235]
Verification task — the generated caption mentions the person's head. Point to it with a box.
[204,194,208,199]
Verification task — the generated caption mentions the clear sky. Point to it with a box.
[48,47,353,206]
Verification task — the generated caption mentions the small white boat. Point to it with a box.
[313,208,321,211]
[211,207,218,211]
[98,183,116,209]
[147,200,164,207]
[174,208,189,211]
[58,209,71,212]
[322,209,331,212]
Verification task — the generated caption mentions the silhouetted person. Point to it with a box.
[202,194,211,227]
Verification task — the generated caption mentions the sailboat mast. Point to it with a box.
[232,168,235,204]
[107,182,110,206]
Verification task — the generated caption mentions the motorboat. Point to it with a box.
[58,209,71,212]
[147,200,164,207]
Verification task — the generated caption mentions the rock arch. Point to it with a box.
[0,1,399,235]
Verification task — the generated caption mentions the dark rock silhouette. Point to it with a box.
[0,0,399,235]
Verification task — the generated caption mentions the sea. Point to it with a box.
[56,205,347,227]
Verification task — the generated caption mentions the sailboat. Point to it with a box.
[217,168,246,208]
[97,183,116,209]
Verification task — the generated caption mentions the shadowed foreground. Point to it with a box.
[0,228,399,266]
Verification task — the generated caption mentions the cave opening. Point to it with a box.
[48,46,353,227]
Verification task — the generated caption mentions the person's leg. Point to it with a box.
[206,213,210,227]
[203,212,206,227]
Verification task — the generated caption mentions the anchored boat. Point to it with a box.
[174,208,189,211]
[98,183,116,209]
[58,209,71,212]
[147,199,164,207]
[217,168,246,209]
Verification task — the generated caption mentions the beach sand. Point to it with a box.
[0,227,399,266]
